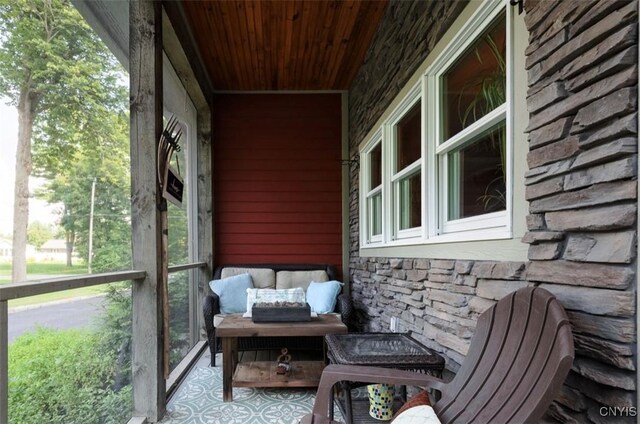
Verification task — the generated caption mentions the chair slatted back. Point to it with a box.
[434,287,574,424]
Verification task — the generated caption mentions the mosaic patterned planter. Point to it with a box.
[367,383,395,421]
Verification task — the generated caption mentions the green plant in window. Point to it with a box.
[458,32,507,212]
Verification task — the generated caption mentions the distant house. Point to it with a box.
[0,238,10,260]
[39,239,68,262]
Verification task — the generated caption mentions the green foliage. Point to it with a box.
[37,112,132,273]
[457,29,507,213]
[26,221,54,248]
[8,327,131,423]
[0,0,127,174]
[0,0,129,273]
[97,271,193,382]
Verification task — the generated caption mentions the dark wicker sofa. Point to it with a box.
[203,263,353,366]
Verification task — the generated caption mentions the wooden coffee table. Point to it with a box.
[216,314,347,401]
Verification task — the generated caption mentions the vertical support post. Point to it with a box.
[341,92,350,293]
[196,109,213,338]
[130,0,165,421]
[0,300,8,424]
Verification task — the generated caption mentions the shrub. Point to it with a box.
[9,327,131,423]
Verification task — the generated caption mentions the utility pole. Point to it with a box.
[88,177,96,273]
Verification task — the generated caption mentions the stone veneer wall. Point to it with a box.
[348,0,638,422]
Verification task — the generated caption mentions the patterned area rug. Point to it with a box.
[161,366,342,424]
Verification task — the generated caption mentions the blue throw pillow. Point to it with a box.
[209,273,254,314]
[306,280,342,314]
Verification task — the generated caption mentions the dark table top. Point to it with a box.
[325,332,445,370]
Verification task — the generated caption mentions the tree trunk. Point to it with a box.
[65,230,74,267]
[11,87,37,284]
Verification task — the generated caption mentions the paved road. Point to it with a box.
[8,295,107,343]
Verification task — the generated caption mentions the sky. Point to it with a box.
[0,99,60,238]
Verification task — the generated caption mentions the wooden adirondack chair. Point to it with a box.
[302,286,574,424]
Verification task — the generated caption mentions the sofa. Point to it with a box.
[203,264,353,366]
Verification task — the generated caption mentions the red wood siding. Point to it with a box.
[213,94,343,273]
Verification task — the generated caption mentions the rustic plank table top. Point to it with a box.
[217,314,348,338]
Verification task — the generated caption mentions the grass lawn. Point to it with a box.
[0,262,105,308]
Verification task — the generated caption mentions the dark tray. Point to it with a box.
[252,303,311,322]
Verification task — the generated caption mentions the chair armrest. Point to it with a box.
[311,364,447,419]
[203,294,220,335]
[335,293,353,330]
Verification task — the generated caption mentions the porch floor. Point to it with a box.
[160,349,343,424]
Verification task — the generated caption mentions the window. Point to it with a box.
[362,132,383,244]
[359,0,510,248]
[392,99,422,236]
[436,10,508,234]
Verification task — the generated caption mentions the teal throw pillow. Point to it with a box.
[306,280,342,314]
[209,273,254,314]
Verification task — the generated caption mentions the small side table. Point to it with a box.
[325,333,445,424]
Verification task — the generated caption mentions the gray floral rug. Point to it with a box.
[161,366,341,424]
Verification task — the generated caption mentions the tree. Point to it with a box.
[0,0,125,283]
[37,112,131,271]
[26,220,53,249]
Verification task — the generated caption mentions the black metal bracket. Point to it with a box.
[510,0,523,15]
[341,159,359,167]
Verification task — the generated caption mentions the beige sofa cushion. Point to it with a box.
[275,270,329,290]
[221,267,275,289]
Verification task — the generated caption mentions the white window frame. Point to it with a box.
[163,53,200,346]
[360,129,384,245]
[387,83,423,241]
[429,0,512,241]
[359,0,512,248]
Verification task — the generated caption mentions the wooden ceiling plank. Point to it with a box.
[250,0,267,90]
[259,0,275,89]
[182,0,389,91]
[211,3,242,90]
[294,0,316,89]
[318,0,352,89]
[326,1,363,90]
[336,1,388,89]
[274,1,286,89]
[280,0,295,89]
[232,1,257,90]
[300,1,333,90]
[206,5,235,90]
[184,6,218,88]
[244,1,264,90]
[313,1,341,89]
[232,1,256,90]
[290,0,312,90]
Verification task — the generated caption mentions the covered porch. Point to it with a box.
[0,0,637,423]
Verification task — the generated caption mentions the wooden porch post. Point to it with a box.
[0,300,7,424]
[130,0,165,421]
[196,110,213,334]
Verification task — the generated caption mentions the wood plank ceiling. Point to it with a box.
[180,0,389,91]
